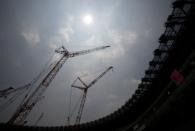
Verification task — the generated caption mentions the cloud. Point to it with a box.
[102,0,123,27]
[108,30,138,46]
[49,24,74,49]
[85,35,104,46]
[58,25,74,43]
[130,79,141,86]
[143,28,153,38]
[85,30,138,60]
[48,36,61,49]
[107,93,118,101]
[104,93,122,113]
[21,29,40,47]
[106,101,120,112]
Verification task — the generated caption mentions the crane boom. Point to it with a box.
[87,66,113,88]
[7,45,110,125]
[69,46,110,57]
[72,66,113,124]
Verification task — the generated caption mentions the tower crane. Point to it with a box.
[70,66,113,125]
[7,45,110,125]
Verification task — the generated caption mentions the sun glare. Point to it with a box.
[83,14,93,25]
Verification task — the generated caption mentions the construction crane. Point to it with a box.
[70,66,113,125]
[7,45,110,125]
[0,84,31,98]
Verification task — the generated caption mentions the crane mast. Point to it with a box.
[75,89,87,125]
[71,66,113,124]
[7,45,110,125]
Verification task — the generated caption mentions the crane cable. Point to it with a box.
[70,94,83,121]
[18,52,57,108]
[31,52,57,85]
[3,51,61,122]
[0,86,28,112]
[0,50,62,116]
[67,90,84,124]
[77,67,109,80]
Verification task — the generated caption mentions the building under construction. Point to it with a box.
[0,0,195,130]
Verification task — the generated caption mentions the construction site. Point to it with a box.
[0,0,195,130]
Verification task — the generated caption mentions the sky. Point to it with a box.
[0,0,174,126]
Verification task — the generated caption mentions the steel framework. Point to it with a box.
[7,45,110,125]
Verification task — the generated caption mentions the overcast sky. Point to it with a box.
[0,0,174,126]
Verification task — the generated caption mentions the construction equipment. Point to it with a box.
[70,66,113,125]
[7,45,110,125]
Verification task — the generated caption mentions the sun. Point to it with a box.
[83,14,93,25]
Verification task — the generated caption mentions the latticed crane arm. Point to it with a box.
[69,46,110,58]
[87,66,113,88]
